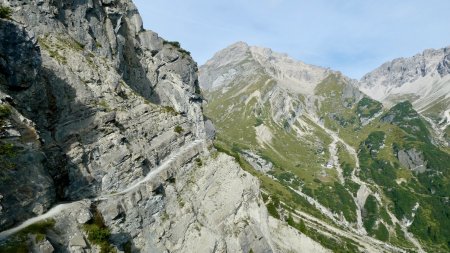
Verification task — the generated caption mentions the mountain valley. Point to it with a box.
[200,42,450,253]
[0,1,448,253]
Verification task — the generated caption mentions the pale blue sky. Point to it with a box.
[133,0,450,79]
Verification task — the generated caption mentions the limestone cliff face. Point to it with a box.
[0,0,204,227]
[0,1,327,252]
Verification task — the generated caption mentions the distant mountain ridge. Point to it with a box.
[359,46,450,113]
[200,41,333,94]
[359,45,450,145]
[200,42,450,253]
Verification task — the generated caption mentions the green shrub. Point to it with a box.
[84,224,110,244]
[162,106,178,115]
[266,202,279,219]
[174,125,183,134]
[363,195,378,232]
[98,100,111,111]
[0,142,16,170]
[0,5,12,19]
[162,40,191,56]
[123,241,132,253]
[374,222,389,241]
[0,104,11,118]
[194,81,202,94]
[195,157,203,166]
[83,211,116,253]
[254,118,263,127]
[163,40,181,48]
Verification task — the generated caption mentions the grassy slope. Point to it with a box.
[205,70,450,252]
[358,102,450,252]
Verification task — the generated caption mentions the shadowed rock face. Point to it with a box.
[0,19,55,230]
[0,20,41,89]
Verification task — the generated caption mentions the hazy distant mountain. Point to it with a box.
[200,41,331,93]
[359,47,450,135]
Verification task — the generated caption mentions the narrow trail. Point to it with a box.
[0,202,84,241]
[0,139,205,241]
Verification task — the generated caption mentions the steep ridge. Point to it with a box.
[0,1,330,252]
[359,46,450,110]
[201,42,450,252]
[359,46,450,146]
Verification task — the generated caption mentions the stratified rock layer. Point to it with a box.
[0,1,328,252]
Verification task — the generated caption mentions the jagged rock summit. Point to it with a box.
[359,46,450,111]
[200,41,332,94]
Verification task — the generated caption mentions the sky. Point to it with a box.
[133,0,450,79]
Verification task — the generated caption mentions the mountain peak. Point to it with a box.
[200,42,332,94]
[359,45,450,111]
[228,41,250,49]
[361,45,450,88]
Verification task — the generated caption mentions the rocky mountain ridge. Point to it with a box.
[200,41,333,94]
[359,46,450,134]
[0,1,330,252]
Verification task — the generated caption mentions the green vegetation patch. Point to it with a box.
[0,5,12,19]
[0,142,16,170]
[356,97,383,119]
[0,104,11,118]
[162,106,178,115]
[356,102,450,251]
[381,101,430,143]
[163,40,191,57]
[195,157,203,167]
[83,210,116,253]
[305,182,357,223]
[174,125,184,134]
[287,215,360,253]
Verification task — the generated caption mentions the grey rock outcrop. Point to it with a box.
[242,150,273,173]
[397,149,427,174]
[360,46,450,90]
[199,41,331,95]
[0,1,325,252]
